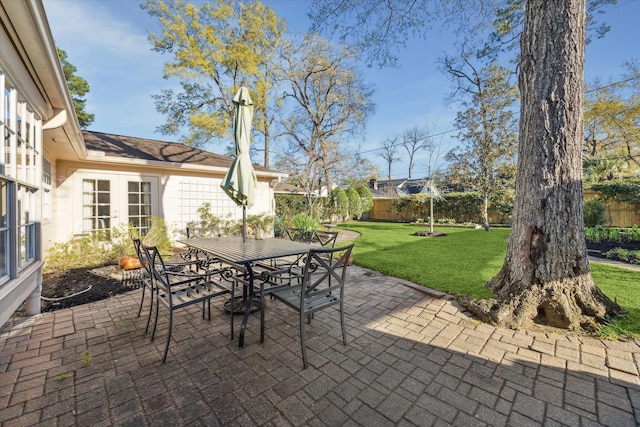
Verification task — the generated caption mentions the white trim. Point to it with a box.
[81,154,287,180]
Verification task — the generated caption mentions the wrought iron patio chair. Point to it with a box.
[267,227,308,272]
[141,243,235,363]
[270,229,340,283]
[132,237,205,334]
[261,244,354,369]
[309,229,339,249]
[183,227,224,270]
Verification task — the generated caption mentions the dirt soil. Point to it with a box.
[27,234,636,314]
[40,266,137,312]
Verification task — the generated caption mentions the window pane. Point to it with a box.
[83,219,93,231]
[97,205,110,217]
[83,193,94,204]
[128,182,138,192]
[97,193,110,204]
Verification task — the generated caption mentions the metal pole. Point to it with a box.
[242,205,247,243]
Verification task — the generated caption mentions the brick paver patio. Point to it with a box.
[1,265,639,426]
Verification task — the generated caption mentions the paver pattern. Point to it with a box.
[1,265,639,426]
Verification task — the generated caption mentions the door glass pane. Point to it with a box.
[128,181,152,236]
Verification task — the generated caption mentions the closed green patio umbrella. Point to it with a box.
[221,86,257,243]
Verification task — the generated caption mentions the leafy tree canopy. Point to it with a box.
[57,48,94,129]
[143,0,285,154]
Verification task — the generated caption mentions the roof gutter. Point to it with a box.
[82,153,288,180]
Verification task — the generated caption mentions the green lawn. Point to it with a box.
[339,221,640,338]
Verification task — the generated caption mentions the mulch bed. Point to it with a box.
[40,266,137,312]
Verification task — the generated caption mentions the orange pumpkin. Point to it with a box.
[119,257,142,270]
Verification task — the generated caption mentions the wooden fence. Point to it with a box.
[370,190,640,227]
[583,190,640,227]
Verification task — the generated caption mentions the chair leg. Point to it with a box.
[145,286,155,334]
[260,283,265,343]
[137,282,146,317]
[300,312,308,369]
[340,302,347,345]
[151,299,160,341]
[163,309,173,363]
[230,285,235,339]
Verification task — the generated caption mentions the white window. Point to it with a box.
[0,70,42,286]
[82,179,111,237]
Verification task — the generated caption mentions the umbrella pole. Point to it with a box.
[242,205,247,243]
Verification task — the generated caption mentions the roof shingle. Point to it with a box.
[82,130,273,172]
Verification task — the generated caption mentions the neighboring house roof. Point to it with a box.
[367,178,432,198]
[82,130,283,177]
[273,182,332,197]
[274,182,308,195]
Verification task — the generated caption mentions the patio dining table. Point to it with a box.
[178,236,318,347]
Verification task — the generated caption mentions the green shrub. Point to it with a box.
[604,248,640,264]
[356,185,374,215]
[589,179,640,204]
[330,187,349,219]
[275,194,324,229]
[293,214,319,236]
[584,225,640,243]
[141,217,172,253]
[436,218,456,224]
[192,202,223,229]
[346,186,362,219]
[45,223,134,273]
[583,198,608,227]
[246,214,274,236]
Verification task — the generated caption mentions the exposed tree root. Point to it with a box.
[461,275,625,332]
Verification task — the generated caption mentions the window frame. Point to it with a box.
[127,180,152,236]
[82,178,111,238]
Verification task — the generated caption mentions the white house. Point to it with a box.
[0,1,285,326]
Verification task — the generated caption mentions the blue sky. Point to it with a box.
[43,0,640,179]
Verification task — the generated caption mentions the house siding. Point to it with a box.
[53,160,276,246]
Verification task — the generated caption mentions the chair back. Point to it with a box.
[309,230,338,248]
[132,237,143,258]
[140,244,171,291]
[300,244,353,309]
[281,227,305,242]
[132,237,152,276]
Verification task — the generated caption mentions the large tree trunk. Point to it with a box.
[464,0,623,331]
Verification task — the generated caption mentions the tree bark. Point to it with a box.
[464,0,623,331]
